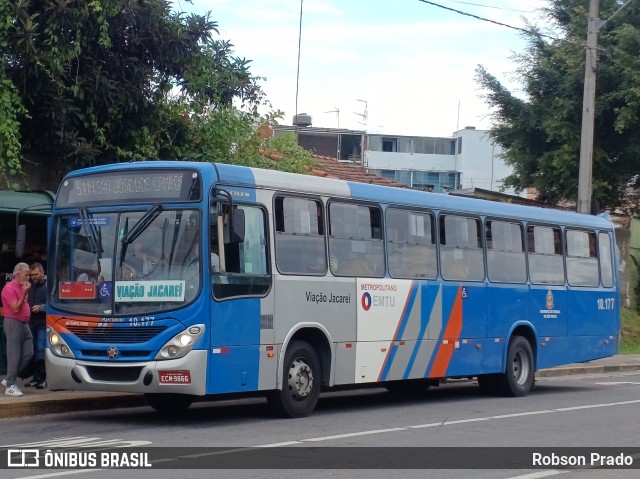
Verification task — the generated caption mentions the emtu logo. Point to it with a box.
[361,292,372,311]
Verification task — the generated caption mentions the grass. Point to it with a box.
[620,308,640,354]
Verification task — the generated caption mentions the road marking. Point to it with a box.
[594,381,640,385]
[7,398,640,477]
[1,436,151,448]
[259,399,640,446]
[505,471,568,479]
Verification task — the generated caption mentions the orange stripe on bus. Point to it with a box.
[429,286,463,378]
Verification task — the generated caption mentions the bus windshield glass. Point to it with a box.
[50,209,201,315]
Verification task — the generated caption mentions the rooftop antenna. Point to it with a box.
[354,99,368,127]
[324,107,340,128]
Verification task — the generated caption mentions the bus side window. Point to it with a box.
[211,204,270,299]
[527,225,564,285]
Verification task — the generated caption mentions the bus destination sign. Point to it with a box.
[56,170,201,207]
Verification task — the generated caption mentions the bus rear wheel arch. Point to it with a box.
[268,340,321,418]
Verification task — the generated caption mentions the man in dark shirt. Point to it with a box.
[26,262,47,389]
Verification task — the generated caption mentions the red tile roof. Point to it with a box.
[260,148,408,189]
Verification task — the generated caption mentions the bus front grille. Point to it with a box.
[66,325,167,343]
[85,366,143,382]
[81,350,151,358]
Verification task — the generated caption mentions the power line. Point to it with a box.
[442,0,536,14]
[416,0,585,48]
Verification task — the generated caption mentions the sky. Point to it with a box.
[176,0,552,137]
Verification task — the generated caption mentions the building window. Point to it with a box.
[382,137,397,152]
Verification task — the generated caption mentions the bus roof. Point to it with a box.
[61,161,613,230]
[0,190,55,216]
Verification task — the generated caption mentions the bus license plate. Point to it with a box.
[158,370,191,384]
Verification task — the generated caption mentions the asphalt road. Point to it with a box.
[1,370,639,479]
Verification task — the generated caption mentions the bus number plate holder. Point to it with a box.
[158,370,191,384]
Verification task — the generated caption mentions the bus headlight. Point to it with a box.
[47,327,75,358]
[155,324,205,360]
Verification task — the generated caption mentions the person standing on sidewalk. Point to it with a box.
[26,262,47,389]
[1,262,34,396]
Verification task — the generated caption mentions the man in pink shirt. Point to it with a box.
[1,262,34,396]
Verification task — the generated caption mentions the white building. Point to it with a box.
[366,126,518,195]
[274,121,520,196]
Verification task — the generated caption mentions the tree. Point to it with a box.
[475,0,640,213]
[2,0,312,185]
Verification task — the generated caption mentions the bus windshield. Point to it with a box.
[50,208,201,315]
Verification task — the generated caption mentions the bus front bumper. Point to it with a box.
[45,349,207,396]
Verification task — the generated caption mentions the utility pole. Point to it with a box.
[577,0,600,214]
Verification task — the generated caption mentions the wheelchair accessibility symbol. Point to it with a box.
[461,287,468,299]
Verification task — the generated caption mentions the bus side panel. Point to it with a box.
[567,288,618,337]
[529,286,567,338]
[425,283,490,378]
[208,297,261,394]
[486,283,529,339]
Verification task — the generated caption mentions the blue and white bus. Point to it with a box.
[45,161,620,417]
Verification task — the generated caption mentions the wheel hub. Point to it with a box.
[288,358,314,399]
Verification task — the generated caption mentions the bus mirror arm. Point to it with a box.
[213,188,245,244]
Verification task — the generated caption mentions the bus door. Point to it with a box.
[207,198,272,394]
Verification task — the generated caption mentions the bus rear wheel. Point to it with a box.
[145,393,194,414]
[268,340,321,418]
[494,335,534,397]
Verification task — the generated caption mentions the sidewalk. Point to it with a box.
[1,354,640,419]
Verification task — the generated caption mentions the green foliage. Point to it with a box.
[476,0,640,212]
[3,0,278,176]
[620,308,640,354]
[630,255,640,313]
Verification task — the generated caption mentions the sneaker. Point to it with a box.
[36,380,47,390]
[1,378,6,387]
[5,385,23,397]
[24,380,39,388]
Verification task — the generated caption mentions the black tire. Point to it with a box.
[384,379,431,395]
[494,335,535,397]
[145,393,194,414]
[268,340,321,418]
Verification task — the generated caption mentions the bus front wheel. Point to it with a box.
[268,340,321,418]
[495,335,535,397]
[145,393,194,414]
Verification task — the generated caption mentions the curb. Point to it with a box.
[537,363,640,378]
[0,393,146,419]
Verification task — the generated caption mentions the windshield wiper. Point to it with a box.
[119,204,163,267]
[122,204,163,245]
[79,207,102,255]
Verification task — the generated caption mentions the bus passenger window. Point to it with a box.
[486,220,526,283]
[599,232,614,288]
[566,229,599,287]
[329,202,384,278]
[527,225,564,285]
[274,197,326,275]
[439,214,484,281]
[386,208,437,279]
